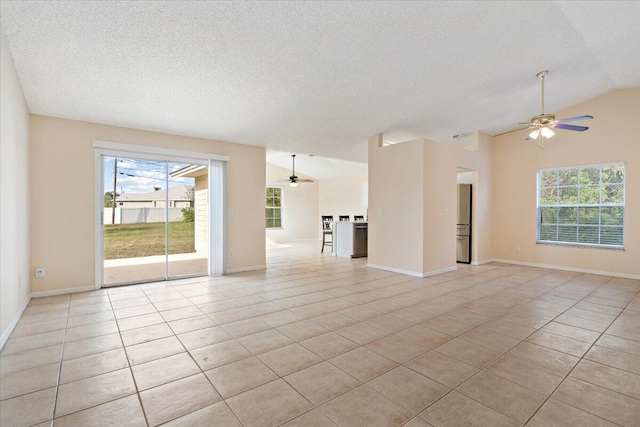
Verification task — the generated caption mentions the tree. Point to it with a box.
[104,191,120,207]
[181,207,195,222]
[184,185,195,207]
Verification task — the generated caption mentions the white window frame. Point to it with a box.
[266,186,283,229]
[536,162,625,249]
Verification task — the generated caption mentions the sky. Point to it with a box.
[103,156,195,195]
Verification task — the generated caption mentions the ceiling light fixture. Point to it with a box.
[289,182,298,187]
[540,127,555,138]
[528,129,540,140]
[527,126,555,140]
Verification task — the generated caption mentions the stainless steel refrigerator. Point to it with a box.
[457,184,472,263]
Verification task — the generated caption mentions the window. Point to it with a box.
[537,163,625,248]
[266,187,282,229]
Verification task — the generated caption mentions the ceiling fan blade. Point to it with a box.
[557,115,593,123]
[555,123,589,132]
[297,179,314,183]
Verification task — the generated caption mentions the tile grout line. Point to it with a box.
[359,271,569,423]
[521,276,638,426]
[401,274,611,425]
[50,293,71,425]
[111,289,152,427]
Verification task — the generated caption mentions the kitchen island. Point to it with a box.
[333,221,368,258]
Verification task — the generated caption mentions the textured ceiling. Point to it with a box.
[266,151,367,180]
[1,1,639,166]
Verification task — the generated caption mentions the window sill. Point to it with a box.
[266,227,284,230]
[536,241,624,251]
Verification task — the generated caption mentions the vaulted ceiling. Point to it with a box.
[1,1,638,167]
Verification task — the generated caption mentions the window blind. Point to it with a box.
[537,163,625,248]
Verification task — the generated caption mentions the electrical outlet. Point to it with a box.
[35,267,47,278]
[229,250,233,257]
[18,276,22,288]
[515,245,521,252]
[377,208,383,216]
[441,249,446,257]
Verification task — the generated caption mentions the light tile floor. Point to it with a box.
[1,241,640,426]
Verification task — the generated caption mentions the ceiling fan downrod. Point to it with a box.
[291,154,296,178]
[537,70,548,114]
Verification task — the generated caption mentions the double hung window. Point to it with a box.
[266,187,282,229]
[537,163,625,248]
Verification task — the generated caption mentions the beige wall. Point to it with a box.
[319,174,368,222]
[368,136,426,274]
[368,131,493,276]
[422,140,458,273]
[30,115,266,292]
[265,163,319,242]
[1,28,31,344]
[491,89,640,277]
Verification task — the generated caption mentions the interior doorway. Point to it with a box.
[456,168,478,264]
[101,155,209,286]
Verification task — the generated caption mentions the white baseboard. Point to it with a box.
[367,264,458,278]
[493,258,640,280]
[1,293,32,350]
[226,265,267,274]
[31,285,96,298]
[471,259,494,266]
[423,266,459,277]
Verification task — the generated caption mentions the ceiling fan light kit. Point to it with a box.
[277,154,314,187]
[523,70,593,149]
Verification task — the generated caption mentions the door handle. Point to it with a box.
[457,237,466,240]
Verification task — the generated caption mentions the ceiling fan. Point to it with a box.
[522,70,593,148]
[279,154,313,187]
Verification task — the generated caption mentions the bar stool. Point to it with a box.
[321,215,334,253]
[354,215,364,221]
[339,215,350,222]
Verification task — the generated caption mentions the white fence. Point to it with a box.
[104,208,184,225]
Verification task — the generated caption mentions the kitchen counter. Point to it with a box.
[334,221,368,258]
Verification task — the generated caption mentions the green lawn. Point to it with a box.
[104,222,195,260]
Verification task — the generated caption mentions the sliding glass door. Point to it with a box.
[101,155,208,286]
[167,161,209,279]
